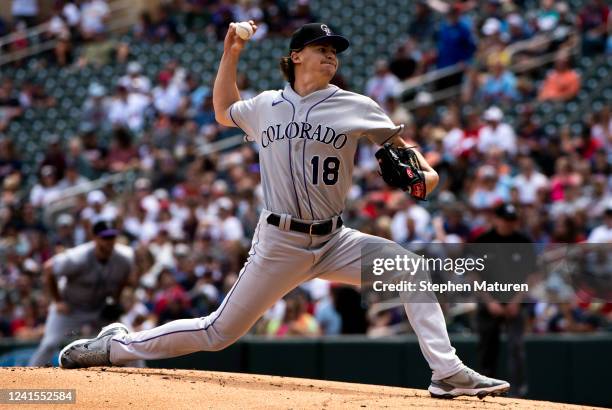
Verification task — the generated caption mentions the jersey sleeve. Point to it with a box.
[52,249,81,278]
[228,92,269,140]
[360,98,405,145]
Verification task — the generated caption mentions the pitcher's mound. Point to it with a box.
[0,367,595,409]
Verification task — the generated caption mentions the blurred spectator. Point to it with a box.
[390,196,431,244]
[587,202,612,242]
[119,62,152,95]
[108,128,139,172]
[51,213,77,251]
[435,5,477,90]
[58,160,90,190]
[46,4,73,66]
[0,80,24,132]
[12,0,39,27]
[153,75,183,116]
[40,136,67,180]
[29,165,62,208]
[469,165,506,210]
[536,0,560,32]
[383,96,411,125]
[477,106,517,156]
[506,13,533,44]
[478,59,519,104]
[388,42,419,81]
[408,0,435,42]
[62,0,81,36]
[80,0,110,40]
[365,60,400,106]
[133,11,156,42]
[537,55,581,101]
[80,129,109,179]
[108,85,149,132]
[512,156,549,205]
[267,290,320,337]
[81,190,118,223]
[0,138,22,186]
[82,83,111,131]
[578,0,609,55]
[152,4,180,43]
[18,81,55,109]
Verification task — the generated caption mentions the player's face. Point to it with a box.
[94,236,116,261]
[293,43,338,81]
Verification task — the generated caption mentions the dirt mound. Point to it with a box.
[0,367,598,409]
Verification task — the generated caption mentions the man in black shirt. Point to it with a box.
[473,203,532,397]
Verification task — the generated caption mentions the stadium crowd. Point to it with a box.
[0,0,611,345]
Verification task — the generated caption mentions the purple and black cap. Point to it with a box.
[289,23,350,53]
[93,219,119,238]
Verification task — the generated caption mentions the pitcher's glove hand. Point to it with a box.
[375,143,427,200]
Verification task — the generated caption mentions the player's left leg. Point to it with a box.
[313,227,509,399]
[29,304,99,366]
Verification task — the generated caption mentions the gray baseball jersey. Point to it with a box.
[229,84,403,220]
[52,242,134,312]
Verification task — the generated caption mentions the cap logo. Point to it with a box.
[321,24,331,35]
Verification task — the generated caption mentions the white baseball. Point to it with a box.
[235,22,253,40]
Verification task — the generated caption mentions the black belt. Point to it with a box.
[266,213,343,236]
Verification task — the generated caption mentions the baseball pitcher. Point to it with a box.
[59,22,509,399]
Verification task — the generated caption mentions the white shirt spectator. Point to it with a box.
[152,84,182,116]
[29,184,63,207]
[391,204,431,243]
[12,0,38,18]
[81,204,118,222]
[477,122,517,155]
[219,216,245,241]
[108,93,149,131]
[587,224,612,243]
[365,73,400,106]
[124,216,159,243]
[57,174,90,190]
[118,75,152,95]
[513,171,549,205]
[81,190,118,222]
[63,2,81,27]
[48,15,69,38]
[80,0,110,35]
[442,128,466,159]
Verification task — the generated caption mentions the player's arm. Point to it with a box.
[43,259,61,302]
[386,134,440,194]
[43,258,70,314]
[213,21,257,127]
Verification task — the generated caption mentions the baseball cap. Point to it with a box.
[494,203,518,221]
[482,18,501,36]
[87,190,107,205]
[56,213,74,227]
[127,61,142,74]
[92,219,119,238]
[483,106,504,122]
[289,23,350,53]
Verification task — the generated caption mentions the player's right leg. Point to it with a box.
[314,227,509,399]
[60,212,315,368]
